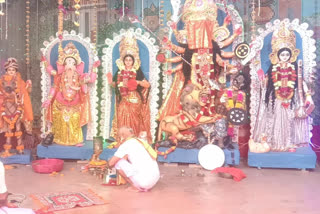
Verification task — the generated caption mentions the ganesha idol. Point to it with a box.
[41,42,99,146]
[155,0,245,154]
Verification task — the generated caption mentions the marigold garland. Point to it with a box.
[272,63,296,104]
[3,113,21,130]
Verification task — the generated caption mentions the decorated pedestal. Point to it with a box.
[157,144,240,166]
[248,146,317,170]
[0,150,32,165]
[37,142,116,161]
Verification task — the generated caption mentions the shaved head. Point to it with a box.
[118,126,134,143]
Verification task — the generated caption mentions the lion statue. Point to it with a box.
[157,84,222,144]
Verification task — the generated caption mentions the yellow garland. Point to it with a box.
[74,0,81,26]
[226,90,245,110]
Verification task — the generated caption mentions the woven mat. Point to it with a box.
[31,189,107,212]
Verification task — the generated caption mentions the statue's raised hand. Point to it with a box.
[169,21,177,30]
[93,60,101,68]
[224,15,232,25]
[164,69,173,75]
[41,55,47,62]
[42,99,51,108]
[26,80,32,87]
[235,27,242,36]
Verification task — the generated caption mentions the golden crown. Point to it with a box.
[58,42,82,65]
[116,31,141,70]
[269,22,300,64]
[182,0,218,22]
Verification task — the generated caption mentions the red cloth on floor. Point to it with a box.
[211,167,247,182]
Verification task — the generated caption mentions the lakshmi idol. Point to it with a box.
[255,23,314,151]
[42,42,98,146]
[107,33,151,142]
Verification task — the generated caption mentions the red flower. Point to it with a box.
[257,68,265,80]
[41,55,47,62]
[224,15,232,25]
[169,21,177,30]
[198,48,206,55]
[162,36,169,43]
[127,79,138,91]
[156,53,166,63]
[227,127,234,136]
[164,69,173,75]
[58,34,63,40]
[201,64,209,74]
[93,60,100,68]
[235,27,242,36]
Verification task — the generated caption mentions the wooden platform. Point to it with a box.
[157,144,240,166]
[248,146,317,170]
[37,142,116,160]
[0,149,32,165]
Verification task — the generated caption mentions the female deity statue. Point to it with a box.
[107,34,151,142]
[41,42,98,146]
[0,58,33,156]
[155,0,244,149]
[253,23,314,151]
[158,0,242,121]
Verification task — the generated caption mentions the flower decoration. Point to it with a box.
[113,0,130,16]
[156,53,166,63]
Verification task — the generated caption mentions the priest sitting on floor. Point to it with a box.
[108,127,160,192]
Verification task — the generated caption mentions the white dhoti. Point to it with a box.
[115,159,160,191]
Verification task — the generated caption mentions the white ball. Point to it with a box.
[198,144,225,170]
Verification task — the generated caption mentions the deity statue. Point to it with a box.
[220,73,249,131]
[156,0,244,154]
[106,33,151,142]
[252,22,315,151]
[41,42,98,146]
[158,0,242,121]
[0,58,33,156]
